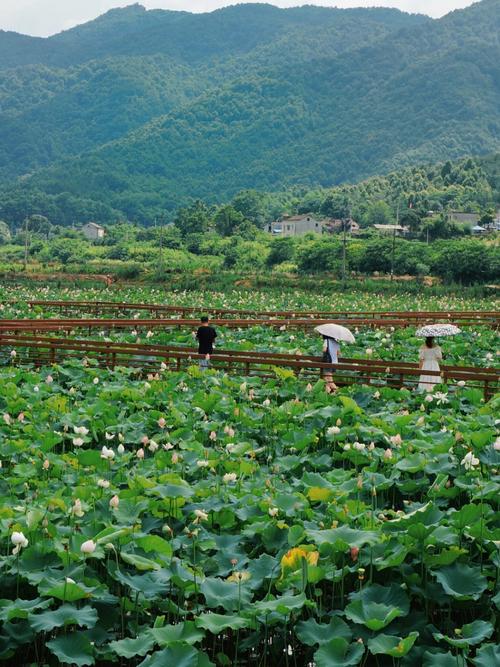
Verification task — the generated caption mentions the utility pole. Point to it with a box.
[23,217,30,271]
[390,199,400,282]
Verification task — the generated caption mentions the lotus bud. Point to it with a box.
[81,539,96,554]
[109,495,119,509]
[136,448,145,460]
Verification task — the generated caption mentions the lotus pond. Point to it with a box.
[0,356,499,666]
[0,285,499,369]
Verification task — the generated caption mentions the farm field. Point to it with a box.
[0,283,499,666]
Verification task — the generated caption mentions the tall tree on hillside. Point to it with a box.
[174,201,213,237]
[214,205,245,237]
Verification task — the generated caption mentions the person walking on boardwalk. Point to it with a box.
[196,316,217,369]
[418,336,442,391]
[415,324,461,392]
[314,323,355,394]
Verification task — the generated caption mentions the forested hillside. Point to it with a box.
[0,1,499,223]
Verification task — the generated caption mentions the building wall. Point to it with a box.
[82,225,104,240]
[269,216,324,237]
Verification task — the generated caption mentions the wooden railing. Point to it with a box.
[15,300,500,327]
[0,314,495,333]
[1,333,497,400]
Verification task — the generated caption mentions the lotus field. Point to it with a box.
[0,284,499,666]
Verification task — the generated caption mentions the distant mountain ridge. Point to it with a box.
[0,1,499,223]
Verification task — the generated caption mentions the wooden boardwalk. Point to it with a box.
[1,333,497,399]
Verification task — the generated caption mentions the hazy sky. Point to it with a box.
[0,1,478,37]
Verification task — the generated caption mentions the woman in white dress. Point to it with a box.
[418,336,443,391]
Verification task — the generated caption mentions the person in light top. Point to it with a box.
[418,336,442,391]
[322,335,339,393]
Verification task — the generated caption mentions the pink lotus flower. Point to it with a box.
[158,417,166,429]
[136,448,145,460]
[109,495,119,509]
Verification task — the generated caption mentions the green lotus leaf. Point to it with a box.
[46,633,95,666]
[200,578,252,612]
[150,621,205,646]
[40,580,95,602]
[113,569,171,596]
[423,650,466,666]
[0,597,52,622]
[108,634,155,659]
[432,563,488,600]
[368,631,419,657]
[306,526,380,549]
[94,526,132,545]
[345,584,409,631]
[195,613,254,634]
[295,616,352,646]
[149,483,194,499]
[472,644,500,667]
[433,620,494,648]
[29,604,98,633]
[135,535,173,559]
[120,552,161,571]
[253,592,307,615]
[138,645,212,667]
[313,638,365,666]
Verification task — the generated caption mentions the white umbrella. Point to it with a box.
[314,323,355,343]
[415,323,461,337]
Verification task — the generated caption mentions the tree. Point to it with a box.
[0,221,11,244]
[174,201,213,237]
[363,201,394,227]
[266,237,296,267]
[320,193,349,219]
[214,205,245,237]
[231,191,267,227]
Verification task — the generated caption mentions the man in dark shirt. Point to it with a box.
[196,316,217,368]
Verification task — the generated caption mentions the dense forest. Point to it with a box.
[0,153,498,229]
[1,154,498,286]
[0,1,499,223]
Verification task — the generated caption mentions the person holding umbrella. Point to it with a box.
[314,323,355,393]
[415,324,461,391]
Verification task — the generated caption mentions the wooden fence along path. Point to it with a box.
[18,299,500,326]
[1,333,498,400]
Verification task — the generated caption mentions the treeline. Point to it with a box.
[1,154,498,229]
[1,217,498,285]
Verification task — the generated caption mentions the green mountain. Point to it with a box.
[0,1,499,224]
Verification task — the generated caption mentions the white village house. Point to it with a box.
[81,222,105,240]
[266,214,325,237]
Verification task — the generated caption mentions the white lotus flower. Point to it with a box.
[222,472,237,484]
[11,531,28,548]
[327,426,340,436]
[197,460,209,468]
[93,377,99,385]
[10,350,17,358]
[194,509,208,523]
[158,417,167,429]
[268,507,279,517]
[81,539,96,554]
[105,432,115,441]
[109,495,119,509]
[74,426,89,436]
[136,448,145,460]
[353,442,366,452]
[97,479,110,488]
[494,438,500,451]
[384,448,393,460]
[117,444,125,455]
[72,438,84,447]
[461,451,479,471]
[100,446,115,460]
[148,440,159,452]
[434,392,449,405]
[71,499,85,518]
